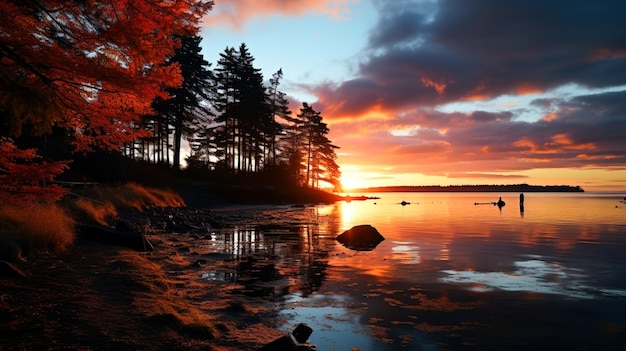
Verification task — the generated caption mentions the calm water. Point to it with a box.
[205,192,626,350]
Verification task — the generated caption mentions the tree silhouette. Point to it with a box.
[213,43,273,173]
[265,69,289,166]
[297,103,341,189]
[152,35,214,170]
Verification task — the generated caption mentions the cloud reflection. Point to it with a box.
[440,258,626,299]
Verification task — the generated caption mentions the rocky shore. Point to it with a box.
[0,187,329,350]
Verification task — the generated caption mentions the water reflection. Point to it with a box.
[201,206,341,299]
[441,257,626,299]
[390,242,420,264]
[197,193,626,350]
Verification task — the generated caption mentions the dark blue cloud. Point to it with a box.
[320,0,626,112]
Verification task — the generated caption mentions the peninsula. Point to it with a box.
[352,184,584,193]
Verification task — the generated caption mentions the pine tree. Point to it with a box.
[152,35,214,170]
[213,43,271,173]
[265,69,289,166]
[297,103,341,189]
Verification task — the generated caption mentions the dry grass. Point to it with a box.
[112,250,226,345]
[69,198,118,226]
[0,183,185,261]
[0,203,75,257]
[66,182,185,225]
[85,183,185,211]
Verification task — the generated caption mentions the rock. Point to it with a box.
[291,323,313,344]
[257,323,316,351]
[336,224,385,251]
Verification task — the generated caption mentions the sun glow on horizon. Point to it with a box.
[337,166,626,192]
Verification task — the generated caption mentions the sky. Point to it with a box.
[199,0,626,192]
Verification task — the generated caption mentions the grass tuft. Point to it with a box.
[0,182,185,261]
[79,183,185,211]
[0,203,75,258]
[65,182,185,224]
[69,198,118,226]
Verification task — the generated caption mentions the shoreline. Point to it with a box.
[0,202,296,350]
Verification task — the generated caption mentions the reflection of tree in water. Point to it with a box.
[216,204,341,300]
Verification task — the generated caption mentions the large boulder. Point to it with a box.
[336,224,384,251]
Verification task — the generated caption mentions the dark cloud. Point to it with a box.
[367,11,428,49]
[367,0,437,49]
[316,0,626,116]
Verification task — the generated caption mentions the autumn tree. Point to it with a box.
[0,0,213,200]
[0,138,67,204]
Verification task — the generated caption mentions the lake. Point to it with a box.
[206,192,626,350]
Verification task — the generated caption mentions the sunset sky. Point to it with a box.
[199,0,626,192]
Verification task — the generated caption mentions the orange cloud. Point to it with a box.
[513,137,536,150]
[576,154,620,160]
[462,81,488,101]
[515,83,543,95]
[203,0,357,29]
[391,141,452,155]
[420,77,447,95]
[550,133,571,145]
[318,96,396,122]
[550,133,596,150]
[542,113,558,122]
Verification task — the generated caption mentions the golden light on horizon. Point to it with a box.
[335,164,626,192]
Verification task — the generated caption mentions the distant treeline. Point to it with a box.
[356,184,585,193]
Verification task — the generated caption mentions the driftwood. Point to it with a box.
[336,224,385,251]
[78,223,154,252]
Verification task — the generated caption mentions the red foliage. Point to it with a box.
[0,138,69,204]
[0,1,213,203]
[0,0,213,151]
